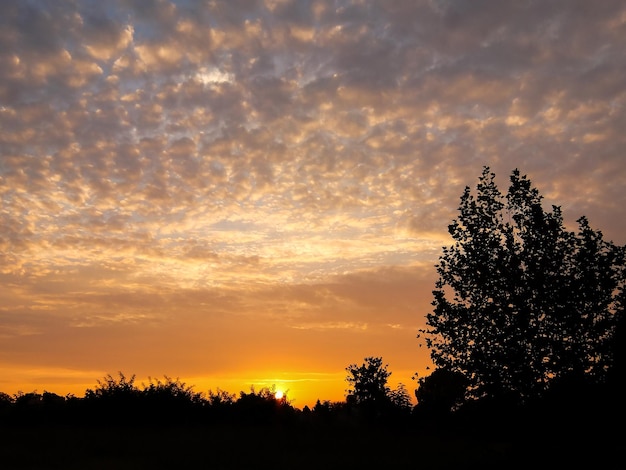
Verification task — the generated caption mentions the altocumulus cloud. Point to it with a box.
[0,0,625,396]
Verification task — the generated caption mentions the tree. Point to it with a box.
[207,388,236,407]
[346,357,414,419]
[387,382,413,412]
[232,385,295,424]
[419,167,625,406]
[345,356,391,408]
[84,371,139,400]
[0,391,13,420]
[414,368,467,417]
[142,376,204,405]
[83,372,141,420]
[141,376,204,423]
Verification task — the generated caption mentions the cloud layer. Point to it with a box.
[1,0,625,405]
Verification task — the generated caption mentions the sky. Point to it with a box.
[1,0,625,409]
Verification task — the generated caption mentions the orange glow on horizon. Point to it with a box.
[0,364,427,409]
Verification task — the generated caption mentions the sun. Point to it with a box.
[274,390,284,400]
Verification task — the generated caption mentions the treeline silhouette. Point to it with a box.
[0,373,295,427]
[1,364,621,430]
[0,364,622,469]
[0,371,413,428]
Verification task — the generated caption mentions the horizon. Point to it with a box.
[0,364,416,410]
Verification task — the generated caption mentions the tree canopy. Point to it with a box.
[420,167,625,406]
[345,356,391,407]
[345,356,413,417]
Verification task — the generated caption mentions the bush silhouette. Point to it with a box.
[232,386,295,424]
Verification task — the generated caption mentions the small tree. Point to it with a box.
[84,372,139,401]
[141,376,204,423]
[142,376,203,405]
[346,357,413,418]
[0,392,13,420]
[345,357,391,408]
[83,372,141,420]
[233,385,294,424]
[207,388,236,407]
[388,383,413,412]
[420,167,625,406]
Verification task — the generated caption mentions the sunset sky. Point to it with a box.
[1,0,625,408]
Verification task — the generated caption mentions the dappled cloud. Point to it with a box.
[1,0,625,405]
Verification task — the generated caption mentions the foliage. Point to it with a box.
[142,376,204,405]
[2,374,300,425]
[207,387,236,407]
[205,387,236,421]
[232,385,295,424]
[84,371,139,401]
[236,385,280,406]
[387,383,413,411]
[414,368,467,416]
[420,167,625,406]
[345,356,391,407]
[141,376,204,423]
[82,372,144,422]
[0,391,12,406]
[608,286,626,387]
[345,356,413,419]
[312,399,341,414]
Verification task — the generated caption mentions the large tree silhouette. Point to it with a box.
[420,167,625,406]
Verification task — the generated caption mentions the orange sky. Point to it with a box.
[1,1,625,409]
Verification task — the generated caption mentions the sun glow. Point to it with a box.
[274,390,284,400]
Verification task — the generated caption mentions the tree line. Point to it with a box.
[0,366,413,427]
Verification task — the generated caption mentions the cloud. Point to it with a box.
[0,0,625,399]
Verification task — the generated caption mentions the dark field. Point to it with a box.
[0,419,620,470]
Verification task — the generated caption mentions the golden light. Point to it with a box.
[274,390,284,400]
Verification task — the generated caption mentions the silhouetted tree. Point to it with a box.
[0,391,72,424]
[346,357,391,408]
[310,399,350,423]
[414,368,467,417]
[84,372,139,400]
[12,391,42,422]
[142,376,203,404]
[0,391,12,410]
[10,391,72,424]
[207,388,236,407]
[141,376,204,423]
[232,385,294,424]
[608,286,626,389]
[388,383,413,412]
[83,372,141,420]
[312,399,331,415]
[0,392,12,422]
[420,167,625,408]
[203,388,235,422]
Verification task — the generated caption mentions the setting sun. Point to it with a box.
[274,390,284,400]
